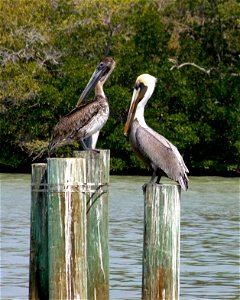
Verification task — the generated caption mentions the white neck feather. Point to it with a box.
[96,82,105,98]
[134,74,156,127]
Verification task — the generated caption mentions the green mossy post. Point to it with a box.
[29,163,48,300]
[142,184,180,300]
[47,158,87,300]
[29,152,110,299]
[73,150,110,300]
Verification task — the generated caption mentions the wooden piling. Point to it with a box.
[142,184,180,300]
[47,158,87,300]
[73,150,110,300]
[29,152,110,299]
[29,163,48,300]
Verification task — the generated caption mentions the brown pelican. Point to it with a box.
[124,74,189,190]
[48,57,115,154]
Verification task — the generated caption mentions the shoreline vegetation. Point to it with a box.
[0,163,239,177]
[1,0,239,175]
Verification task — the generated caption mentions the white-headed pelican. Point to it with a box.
[124,74,189,190]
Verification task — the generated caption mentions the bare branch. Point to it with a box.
[169,60,212,75]
[169,59,240,77]
[231,73,240,77]
[0,27,62,67]
[19,140,48,160]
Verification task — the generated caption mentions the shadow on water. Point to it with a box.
[1,174,239,299]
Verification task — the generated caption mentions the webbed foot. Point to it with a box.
[142,183,148,193]
[156,175,161,184]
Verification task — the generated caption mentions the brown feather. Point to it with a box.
[49,96,108,151]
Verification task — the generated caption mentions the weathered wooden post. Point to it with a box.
[142,184,180,300]
[29,163,48,300]
[73,150,110,300]
[29,151,110,299]
[47,157,87,300]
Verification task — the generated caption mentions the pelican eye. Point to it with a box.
[134,82,145,90]
[97,62,105,70]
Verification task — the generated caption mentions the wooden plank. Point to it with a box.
[29,163,48,300]
[142,184,180,300]
[73,150,110,300]
[47,158,87,300]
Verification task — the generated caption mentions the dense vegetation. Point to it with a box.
[0,0,239,175]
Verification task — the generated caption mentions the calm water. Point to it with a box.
[0,174,239,299]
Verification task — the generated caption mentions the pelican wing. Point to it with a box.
[136,125,189,183]
[49,100,102,151]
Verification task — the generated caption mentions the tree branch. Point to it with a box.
[169,60,240,77]
[169,60,212,75]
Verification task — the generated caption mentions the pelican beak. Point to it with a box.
[76,63,108,106]
[124,82,148,136]
[77,57,115,106]
[124,88,140,136]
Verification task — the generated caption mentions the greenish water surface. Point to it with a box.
[1,174,239,299]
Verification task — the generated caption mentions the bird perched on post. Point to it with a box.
[48,57,115,154]
[124,74,189,190]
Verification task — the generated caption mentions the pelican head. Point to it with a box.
[77,57,115,105]
[124,74,157,136]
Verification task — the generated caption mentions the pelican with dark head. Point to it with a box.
[48,57,115,154]
[124,74,189,190]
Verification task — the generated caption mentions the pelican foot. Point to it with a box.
[142,181,157,193]
[155,175,161,184]
[142,182,154,192]
[90,148,101,153]
[81,147,101,153]
[142,183,147,193]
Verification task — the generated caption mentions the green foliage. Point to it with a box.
[0,0,239,175]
